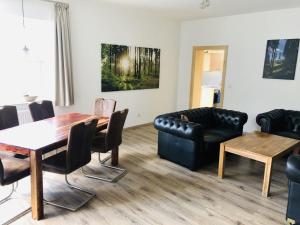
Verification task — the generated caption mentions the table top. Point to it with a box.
[0,113,109,155]
[223,131,300,159]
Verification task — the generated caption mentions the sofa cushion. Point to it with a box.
[204,128,241,143]
[287,116,300,134]
[273,131,300,140]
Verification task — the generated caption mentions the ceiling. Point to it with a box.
[100,0,300,20]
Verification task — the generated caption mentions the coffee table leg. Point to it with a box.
[262,158,273,197]
[30,151,44,220]
[293,144,300,155]
[218,143,226,179]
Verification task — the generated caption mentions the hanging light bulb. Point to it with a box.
[200,0,210,9]
[21,0,29,54]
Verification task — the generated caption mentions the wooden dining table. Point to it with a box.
[0,113,109,220]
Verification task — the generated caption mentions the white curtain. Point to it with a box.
[54,3,74,106]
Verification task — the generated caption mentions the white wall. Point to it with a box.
[178,8,300,131]
[54,0,180,127]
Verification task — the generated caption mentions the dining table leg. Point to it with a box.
[30,150,44,220]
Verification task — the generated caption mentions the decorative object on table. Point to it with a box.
[23,95,37,102]
[101,43,160,92]
[263,39,300,80]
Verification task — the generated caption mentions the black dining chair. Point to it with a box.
[42,119,98,211]
[0,105,19,129]
[29,100,55,122]
[0,106,27,159]
[0,155,31,224]
[82,109,128,183]
[94,98,116,118]
[94,98,116,132]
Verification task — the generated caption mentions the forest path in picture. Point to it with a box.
[263,39,299,80]
[101,43,160,92]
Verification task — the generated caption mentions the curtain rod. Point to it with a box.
[40,0,68,5]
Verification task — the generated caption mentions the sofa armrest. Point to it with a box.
[287,155,300,184]
[256,109,285,133]
[154,116,204,141]
[213,109,248,132]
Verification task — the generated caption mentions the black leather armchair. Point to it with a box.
[286,155,300,224]
[256,109,300,140]
[154,107,248,170]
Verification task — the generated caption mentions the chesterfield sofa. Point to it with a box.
[154,107,248,170]
[286,155,300,224]
[256,109,300,140]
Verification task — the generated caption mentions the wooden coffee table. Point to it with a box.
[218,132,300,197]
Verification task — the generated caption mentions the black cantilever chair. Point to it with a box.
[0,105,27,159]
[0,106,19,158]
[42,119,98,211]
[28,100,55,122]
[0,105,19,129]
[82,109,129,183]
[0,155,31,224]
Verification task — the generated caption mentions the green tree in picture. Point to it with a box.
[101,43,160,92]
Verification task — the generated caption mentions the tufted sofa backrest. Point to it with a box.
[159,107,248,131]
[211,108,248,131]
[164,108,213,129]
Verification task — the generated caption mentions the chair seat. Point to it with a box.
[0,151,14,159]
[204,128,240,144]
[1,157,30,186]
[43,151,68,174]
[92,132,107,153]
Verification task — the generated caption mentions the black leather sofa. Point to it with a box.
[286,155,300,224]
[256,109,300,140]
[154,108,248,170]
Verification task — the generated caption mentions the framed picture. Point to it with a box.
[101,43,160,92]
[263,39,300,80]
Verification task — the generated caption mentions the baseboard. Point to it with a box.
[124,122,153,130]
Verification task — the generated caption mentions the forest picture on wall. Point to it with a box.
[263,39,299,80]
[101,43,160,92]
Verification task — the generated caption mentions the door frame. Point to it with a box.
[189,45,228,109]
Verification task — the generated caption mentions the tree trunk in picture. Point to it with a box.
[149,49,151,75]
[150,49,153,75]
[109,45,112,72]
[138,47,142,79]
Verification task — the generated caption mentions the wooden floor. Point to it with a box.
[1,125,289,225]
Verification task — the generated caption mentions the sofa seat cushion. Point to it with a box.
[204,128,241,144]
[273,131,300,140]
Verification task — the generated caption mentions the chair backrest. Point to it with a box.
[0,106,19,130]
[105,109,128,150]
[29,100,55,122]
[66,119,98,173]
[0,159,4,185]
[94,98,116,118]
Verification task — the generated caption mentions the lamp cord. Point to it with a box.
[22,0,25,28]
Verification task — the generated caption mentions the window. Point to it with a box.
[0,1,54,105]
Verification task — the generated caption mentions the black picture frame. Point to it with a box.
[263,39,299,80]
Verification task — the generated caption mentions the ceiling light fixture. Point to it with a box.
[200,0,210,9]
[21,0,29,54]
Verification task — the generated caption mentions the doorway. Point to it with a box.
[189,45,228,109]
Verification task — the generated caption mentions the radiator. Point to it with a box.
[16,104,33,124]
